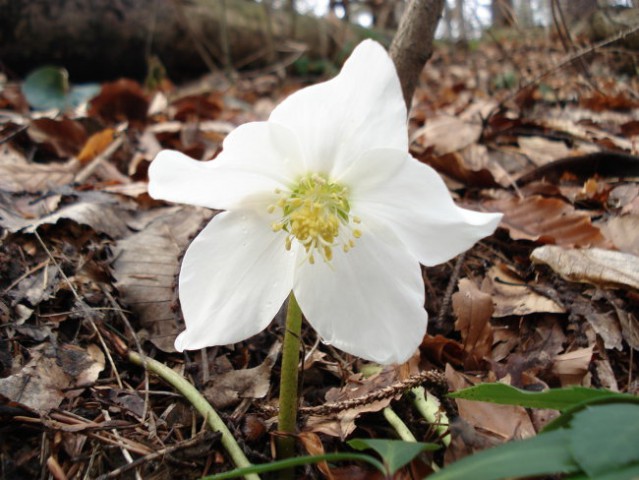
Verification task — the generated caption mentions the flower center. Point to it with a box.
[270,173,361,264]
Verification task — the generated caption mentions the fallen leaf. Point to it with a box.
[89,79,149,124]
[27,117,87,158]
[531,246,639,291]
[76,128,116,165]
[601,215,639,256]
[518,136,571,167]
[452,278,494,369]
[112,206,212,351]
[487,195,610,247]
[412,114,482,155]
[0,344,104,411]
[203,342,279,409]
[482,265,565,317]
[551,346,594,386]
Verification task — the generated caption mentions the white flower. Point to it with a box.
[148,40,502,365]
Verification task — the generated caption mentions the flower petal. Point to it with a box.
[149,122,304,210]
[343,148,502,266]
[269,40,407,176]
[293,223,427,365]
[175,210,296,351]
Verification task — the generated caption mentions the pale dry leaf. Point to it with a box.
[0,144,77,193]
[600,215,639,256]
[482,265,565,317]
[412,114,482,155]
[112,206,212,352]
[531,246,639,291]
[0,344,104,411]
[0,193,132,238]
[551,345,594,386]
[517,136,571,167]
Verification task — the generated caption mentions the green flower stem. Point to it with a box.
[128,351,259,480]
[277,292,303,461]
[383,407,417,442]
[412,386,451,447]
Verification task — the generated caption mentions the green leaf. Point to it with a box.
[22,66,99,110]
[348,438,439,475]
[544,396,639,432]
[569,404,639,477]
[201,452,385,479]
[449,384,630,410]
[427,428,580,480]
[567,462,639,480]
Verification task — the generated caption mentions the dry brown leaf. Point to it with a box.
[76,128,116,165]
[482,265,565,317]
[0,344,104,411]
[203,342,279,409]
[531,245,639,291]
[0,144,77,193]
[445,365,536,441]
[551,346,594,386]
[304,367,406,440]
[88,79,149,124]
[297,432,333,479]
[0,191,132,238]
[517,136,571,167]
[412,114,482,155]
[112,206,212,351]
[487,195,609,247]
[452,278,494,368]
[27,117,87,158]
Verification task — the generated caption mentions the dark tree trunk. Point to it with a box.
[0,0,377,81]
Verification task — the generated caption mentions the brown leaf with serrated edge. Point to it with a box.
[486,195,610,247]
[452,279,494,369]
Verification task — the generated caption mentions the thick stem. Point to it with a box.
[277,292,304,461]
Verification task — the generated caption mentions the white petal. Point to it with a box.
[344,149,502,266]
[149,122,304,210]
[175,210,296,351]
[269,40,407,176]
[293,223,427,365]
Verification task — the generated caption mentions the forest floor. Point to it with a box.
[1,33,639,479]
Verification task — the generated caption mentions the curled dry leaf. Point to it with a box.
[482,265,565,317]
[452,278,494,369]
[487,195,609,247]
[112,206,212,352]
[531,245,639,291]
[27,117,87,158]
[551,346,594,386]
[412,114,482,155]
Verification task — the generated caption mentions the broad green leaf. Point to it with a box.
[449,383,630,410]
[567,462,639,480]
[569,404,639,477]
[23,66,70,110]
[544,396,639,431]
[348,438,439,475]
[23,66,99,110]
[201,452,385,479]
[427,428,580,480]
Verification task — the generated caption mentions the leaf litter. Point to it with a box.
[1,32,639,479]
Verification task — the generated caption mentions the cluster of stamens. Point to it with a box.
[269,173,361,264]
